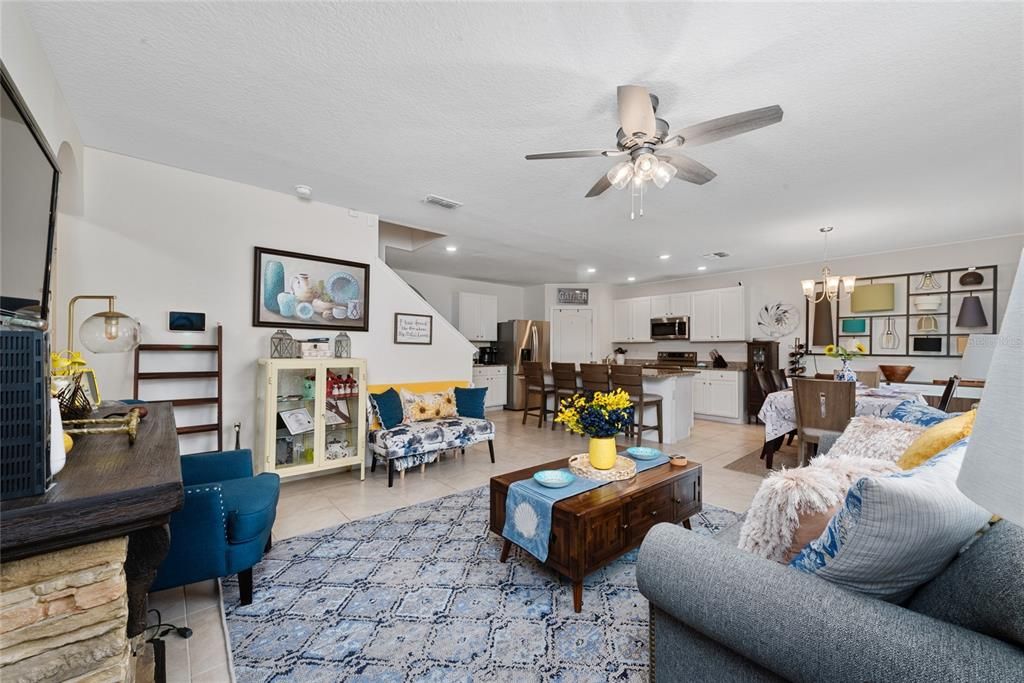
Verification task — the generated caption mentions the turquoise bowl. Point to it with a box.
[626,446,665,460]
[533,470,575,488]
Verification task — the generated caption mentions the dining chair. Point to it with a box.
[610,364,663,445]
[937,375,961,412]
[550,362,580,431]
[814,373,835,380]
[792,378,855,466]
[522,361,553,428]
[770,369,789,390]
[756,370,795,469]
[580,363,611,395]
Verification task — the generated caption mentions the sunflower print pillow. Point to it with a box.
[400,388,458,422]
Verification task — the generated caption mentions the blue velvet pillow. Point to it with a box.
[888,400,951,427]
[370,388,405,429]
[454,387,487,419]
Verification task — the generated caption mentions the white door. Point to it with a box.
[717,288,746,341]
[551,307,594,364]
[690,291,718,341]
[692,376,707,414]
[612,300,631,342]
[650,295,671,318]
[630,297,653,342]
[670,293,692,317]
[480,294,498,341]
[707,380,737,417]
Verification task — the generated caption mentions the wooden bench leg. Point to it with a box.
[500,539,512,563]
[682,518,692,530]
[488,439,495,463]
[572,581,583,613]
[370,456,377,473]
[239,568,253,606]
[387,460,394,487]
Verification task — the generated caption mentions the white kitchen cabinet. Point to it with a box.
[612,297,653,343]
[458,292,498,341]
[472,365,508,408]
[689,287,746,342]
[691,369,746,423]
[651,294,691,318]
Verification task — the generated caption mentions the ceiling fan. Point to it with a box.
[525,85,783,216]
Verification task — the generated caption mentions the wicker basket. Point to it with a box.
[568,453,636,482]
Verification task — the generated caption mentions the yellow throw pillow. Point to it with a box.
[400,388,458,422]
[897,409,976,469]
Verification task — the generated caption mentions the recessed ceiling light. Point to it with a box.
[659,254,671,260]
[294,184,313,199]
[697,265,707,271]
[445,245,458,253]
[627,276,636,282]
[586,267,597,273]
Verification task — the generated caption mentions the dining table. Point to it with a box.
[758,385,927,443]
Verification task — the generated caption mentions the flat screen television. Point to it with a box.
[1,63,60,327]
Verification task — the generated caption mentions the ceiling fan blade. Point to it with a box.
[670,105,783,147]
[656,153,717,185]
[585,173,613,198]
[525,149,626,160]
[617,85,657,138]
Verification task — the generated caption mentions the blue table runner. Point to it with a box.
[502,453,670,562]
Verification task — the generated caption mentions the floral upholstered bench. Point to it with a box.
[368,385,495,487]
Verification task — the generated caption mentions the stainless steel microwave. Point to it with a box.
[650,316,689,340]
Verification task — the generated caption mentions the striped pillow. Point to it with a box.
[789,439,991,602]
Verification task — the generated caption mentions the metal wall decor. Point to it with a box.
[757,302,800,338]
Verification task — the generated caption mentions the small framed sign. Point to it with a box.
[557,288,589,305]
[394,312,433,345]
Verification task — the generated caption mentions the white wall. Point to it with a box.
[393,269,525,332]
[612,234,1023,380]
[58,147,475,452]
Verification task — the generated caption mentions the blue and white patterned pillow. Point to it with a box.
[789,438,991,602]
[888,400,951,427]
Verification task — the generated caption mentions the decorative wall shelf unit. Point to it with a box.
[804,266,998,358]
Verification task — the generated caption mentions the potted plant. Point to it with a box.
[824,342,867,382]
[555,389,634,469]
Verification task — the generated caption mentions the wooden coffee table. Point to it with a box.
[489,456,702,612]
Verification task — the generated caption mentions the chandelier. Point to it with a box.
[605,153,677,220]
[801,226,856,303]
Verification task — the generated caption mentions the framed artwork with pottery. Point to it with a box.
[253,247,370,331]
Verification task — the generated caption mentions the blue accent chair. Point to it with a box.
[150,449,280,605]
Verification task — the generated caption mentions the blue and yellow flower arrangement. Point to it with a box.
[555,389,634,437]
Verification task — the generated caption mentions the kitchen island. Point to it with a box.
[545,365,696,443]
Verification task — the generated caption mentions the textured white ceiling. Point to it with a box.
[25,1,1024,285]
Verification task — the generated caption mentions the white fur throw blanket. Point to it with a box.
[824,416,926,462]
[739,456,901,562]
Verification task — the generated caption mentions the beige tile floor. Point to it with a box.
[149,411,771,681]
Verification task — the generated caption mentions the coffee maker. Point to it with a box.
[478,346,497,365]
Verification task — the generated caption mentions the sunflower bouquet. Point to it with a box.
[555,389,634,438]
[823,342,867,361]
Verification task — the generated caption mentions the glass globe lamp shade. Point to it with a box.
[634,153,658,181]
[606,161,633,190]
[801,279,816,299]
[841,275,857,295]
[79,311,141,353]
[652,160,677,188]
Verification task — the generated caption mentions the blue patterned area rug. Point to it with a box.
[222,485,741,682]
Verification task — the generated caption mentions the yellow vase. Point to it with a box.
[588,437,617,470]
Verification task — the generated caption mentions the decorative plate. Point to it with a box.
[568,453,636,482]
[757,302,799,338]
[532,470,575,488]
[626,446,664,460]
[326,271,361,303]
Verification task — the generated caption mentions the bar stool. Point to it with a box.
[610,365,663,445]
[522,361,554,428]
[580,363,611,396]
[550,362,580,431]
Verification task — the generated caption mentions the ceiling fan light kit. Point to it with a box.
[525,85,783,218]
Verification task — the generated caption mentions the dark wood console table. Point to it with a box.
[1,402,184,637]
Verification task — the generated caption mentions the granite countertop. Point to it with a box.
[641,368,701,378]
[625,359,748,372]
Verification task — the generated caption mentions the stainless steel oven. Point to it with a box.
[650,316,689,340]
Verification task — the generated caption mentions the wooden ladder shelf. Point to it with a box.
[133,325,223,451]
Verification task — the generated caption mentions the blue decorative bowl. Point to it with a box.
[533,470,575,488]
[626,446,664,460]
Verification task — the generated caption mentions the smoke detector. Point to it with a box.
[423,194,463,209]
[702,251,730,260]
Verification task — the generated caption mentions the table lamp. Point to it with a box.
[67,295,141,354]
[956,250,1023,526]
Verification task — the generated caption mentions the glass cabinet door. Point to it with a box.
[319,363,363,467]
[272,364,319,471]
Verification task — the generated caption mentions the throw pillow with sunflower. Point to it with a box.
[400,388,458,422]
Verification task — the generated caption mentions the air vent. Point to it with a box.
[423,194,463,209]
[702,251,730,260]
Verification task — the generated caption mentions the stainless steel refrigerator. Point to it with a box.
[497,320,550,410]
